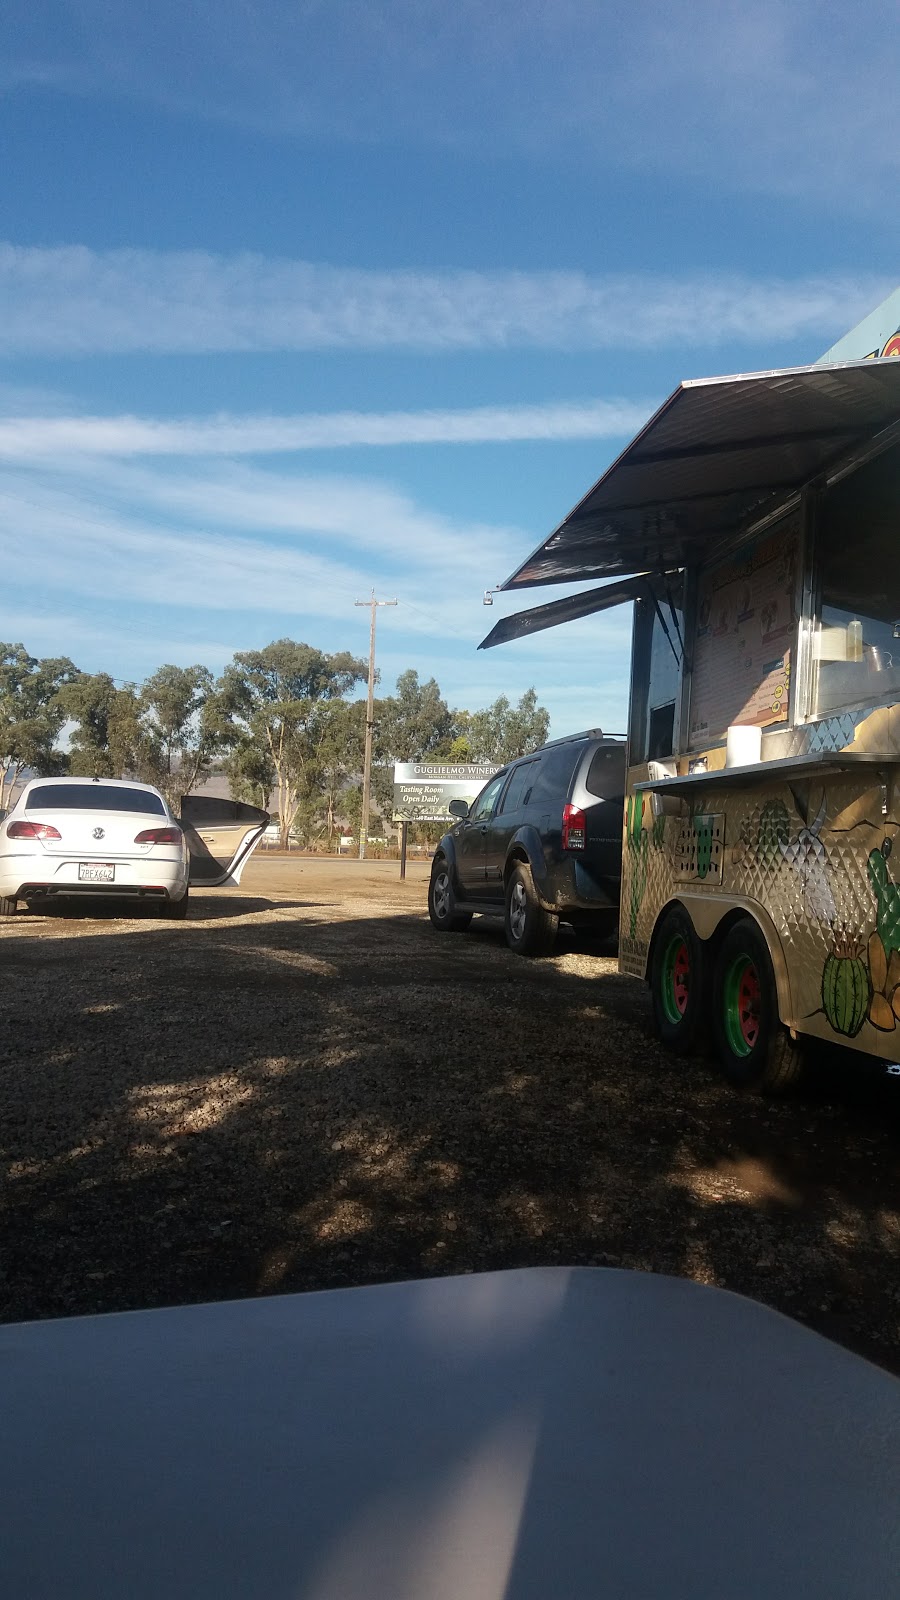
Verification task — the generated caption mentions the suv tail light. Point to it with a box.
[561,803,586,851]
[134,826,183,844]
[7,819,62,840]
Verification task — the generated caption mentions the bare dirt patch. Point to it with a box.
[2,854,899,1371]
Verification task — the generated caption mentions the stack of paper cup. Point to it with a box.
[725,724,762,767]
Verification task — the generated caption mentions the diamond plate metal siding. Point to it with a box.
[621,704,900,1058]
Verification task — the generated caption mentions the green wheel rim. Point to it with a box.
[723,955,761,1057]
[660,935,690,1025]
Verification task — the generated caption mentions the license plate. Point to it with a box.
[79,863,115,883]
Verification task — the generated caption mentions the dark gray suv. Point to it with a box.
[428,729,625,956]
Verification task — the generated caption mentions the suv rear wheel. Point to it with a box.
[428,858,472,933]
[505,863,558,957]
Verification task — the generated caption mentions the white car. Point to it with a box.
[0,778,268,919]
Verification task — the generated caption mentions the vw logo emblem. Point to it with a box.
[92,826,105,840]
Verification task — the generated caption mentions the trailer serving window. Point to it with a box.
[809,440,900,721]
[687,513,801,749]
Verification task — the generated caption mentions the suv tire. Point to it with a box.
[428,858,473,933]
[505,862,558,957]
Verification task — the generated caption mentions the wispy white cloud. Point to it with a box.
[3,453,523,581]
[0,399,651,457]
[0,443,635,727]
[0,610,633,734]
[0,381,76,417]
[0,611,242,677]
[0,246,888,357]
[374,632,633,735]
[0,483,360,620]
[622,1,900,202]
[0,454,522,634]
[4,2,898,202]
[0,448,635,728]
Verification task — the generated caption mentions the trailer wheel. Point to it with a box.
[649,906,706,1053]
[712,918,802,1093]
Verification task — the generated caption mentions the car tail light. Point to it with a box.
[134,826,183,844]
[561,803,586,851]
[7,819,62,840]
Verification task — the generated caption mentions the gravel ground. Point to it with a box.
[2,853,900,1371]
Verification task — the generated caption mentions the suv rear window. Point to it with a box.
[26,784,166,815]
[585,745,625,801]
[528,745,582,806]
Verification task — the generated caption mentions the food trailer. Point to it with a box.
[481,293,900,1091]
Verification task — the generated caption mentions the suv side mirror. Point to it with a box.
[448,799,470,821]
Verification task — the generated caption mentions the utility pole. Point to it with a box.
[354,592,397,860]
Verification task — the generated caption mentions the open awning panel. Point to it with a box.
[479,576,648,649]
[503,357,900,589]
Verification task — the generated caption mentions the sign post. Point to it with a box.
[392,763,499,878]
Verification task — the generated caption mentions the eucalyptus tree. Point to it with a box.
[218,640,367,847]
[0,644,79,811]
[57,672,144,779]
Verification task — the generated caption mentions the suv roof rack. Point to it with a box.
[536,728,625,751]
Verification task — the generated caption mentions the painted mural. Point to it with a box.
[621,735,900,1057]
[814,840,900,1037]
[817,285,900,365]
[623,792,665,937]
[864,328,900,360]
[865,840,900,1029]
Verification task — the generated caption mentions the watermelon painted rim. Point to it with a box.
[723,954,761,1056]
[661,935,691,1024]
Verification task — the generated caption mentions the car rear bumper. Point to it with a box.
[0,853,188,901]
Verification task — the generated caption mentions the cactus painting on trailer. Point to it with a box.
[865,840,900,1030]
[815,839,900,1036]
[626,793,648,937]
[821,936,869,1038]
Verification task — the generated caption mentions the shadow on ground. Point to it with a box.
[16,894,319,922]
[1,903,899,1371]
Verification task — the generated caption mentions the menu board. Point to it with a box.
[689,520,799,748]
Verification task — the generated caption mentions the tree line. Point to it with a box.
[0,640,550,846]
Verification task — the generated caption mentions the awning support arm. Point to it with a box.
[664,578,684,661]
[650,590,681,666]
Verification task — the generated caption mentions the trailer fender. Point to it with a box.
[660,893,796,1033]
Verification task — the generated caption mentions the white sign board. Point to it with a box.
[392,762,499,823]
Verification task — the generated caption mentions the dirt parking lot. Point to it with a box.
[2,852,900,1371]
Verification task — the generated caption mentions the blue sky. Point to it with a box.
[1,1,897,735]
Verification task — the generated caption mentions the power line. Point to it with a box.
[354,592,397,860]
[397,596,485,645]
